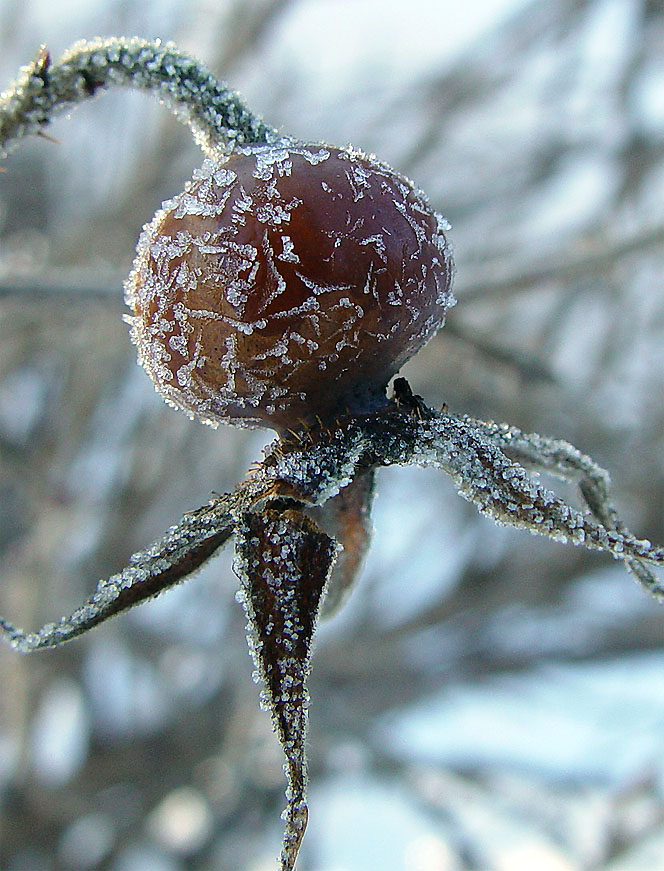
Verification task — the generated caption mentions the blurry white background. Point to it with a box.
[1,1,664,869]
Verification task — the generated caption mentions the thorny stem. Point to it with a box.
[0,37,278,158]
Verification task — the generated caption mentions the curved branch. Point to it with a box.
[0,37,277,158]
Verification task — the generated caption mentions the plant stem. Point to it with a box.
[0,36,277,157]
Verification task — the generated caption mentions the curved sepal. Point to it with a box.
[0,495,236,652]
[312,470,375,618]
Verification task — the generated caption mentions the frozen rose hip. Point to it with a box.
[125,140,454,432]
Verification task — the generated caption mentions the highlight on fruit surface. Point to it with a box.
[125,138,455,432]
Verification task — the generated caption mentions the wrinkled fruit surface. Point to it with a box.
[125,139,455,431]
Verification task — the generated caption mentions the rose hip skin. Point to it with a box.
[125,140,455,432]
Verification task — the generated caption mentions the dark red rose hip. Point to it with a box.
[125,140,455,431]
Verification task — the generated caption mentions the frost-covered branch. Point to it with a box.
[0,37,277,157]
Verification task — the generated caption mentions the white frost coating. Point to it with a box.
[255,196,300,225]
[345,164,371,202]
[300,147,331,165]
[125,138,455,430]
[211,167,237,187]
[269,431,369,507]
[359,234,388,262]
[278,235,300,263]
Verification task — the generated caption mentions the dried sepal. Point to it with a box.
[257,422,369,508]
[233,507,339,870]
[0,494,237,652]
[311,470,376,618]
[251,399,663,594]
[464,417,662,592]
[376,410,664,589]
